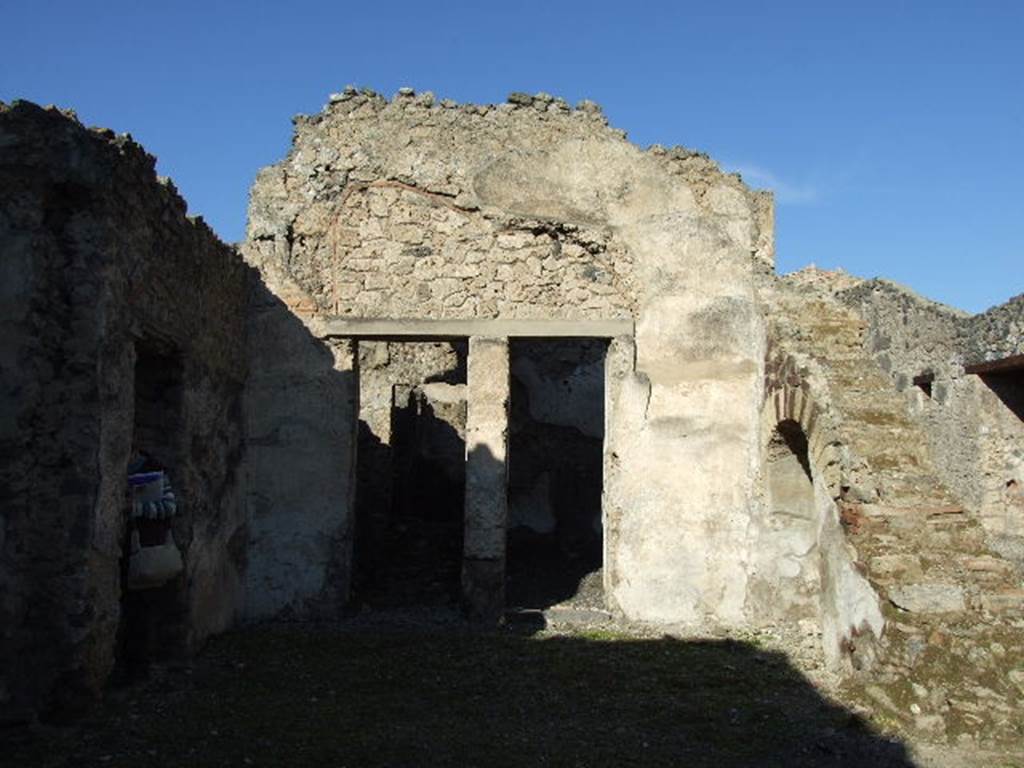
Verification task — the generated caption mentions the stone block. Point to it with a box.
[870,554,923,579]
[980,589,1024,614]
[962,555,1015,575]
[888,583,966,614]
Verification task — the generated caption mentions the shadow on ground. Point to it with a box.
[3,625,918,767]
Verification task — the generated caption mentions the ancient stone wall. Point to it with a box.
[838,279,968,386]
[0,102,248,721]
[245,89,773,323]
[966,292,1024,365]
[243,89,773,626]
[837,278,1023,545]
[753,344,884,670]
[959,294,1023,542]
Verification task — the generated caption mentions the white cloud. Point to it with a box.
[729,164,819,205]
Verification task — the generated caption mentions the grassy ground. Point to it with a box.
[3,623,926,767]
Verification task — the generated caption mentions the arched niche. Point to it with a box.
[754,358,885,672]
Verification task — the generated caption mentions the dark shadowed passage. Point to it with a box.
[115,340,187,682]
[506,339,607,610]
[354,341,468,608]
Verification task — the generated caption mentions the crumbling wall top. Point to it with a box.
[967,292,1024,365]
[245,87,774,321]
[283,87,770,220]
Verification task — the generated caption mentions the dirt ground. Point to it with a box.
[3,611,1022,767]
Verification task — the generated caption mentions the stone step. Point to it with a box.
[960,555,1020,578]
[773,284,1024,742]
[979,589,1024,615]
[853,503,966,521]
[874,476,959,502]
[886,582,969,615]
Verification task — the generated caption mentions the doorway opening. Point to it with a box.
[115,338,185,680]
[505,338,607,610]
[354,341,468,608]
[979,371,1024,421]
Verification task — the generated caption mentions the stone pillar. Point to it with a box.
[602,334,636,612]
[462,335,510,622]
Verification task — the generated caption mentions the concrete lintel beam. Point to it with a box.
[318,317,634,340]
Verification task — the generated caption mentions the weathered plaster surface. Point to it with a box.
[243,265,358,620]
[244,89,772,627]
[752,345,885,669]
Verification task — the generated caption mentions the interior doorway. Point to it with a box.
[505,338,607,610]
[115,338,185,680]
[354,341,468,608]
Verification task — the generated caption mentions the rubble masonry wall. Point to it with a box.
[0,102,248,719]
[242,89,774,625]
[839,281,1024,544]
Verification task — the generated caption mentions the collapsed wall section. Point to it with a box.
[242,88,772,625]
[0,102,248,721]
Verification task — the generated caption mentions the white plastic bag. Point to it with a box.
[127,529,183,590]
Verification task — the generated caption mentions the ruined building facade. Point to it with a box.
[1,92,1021,739]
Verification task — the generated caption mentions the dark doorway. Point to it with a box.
[980,371,1024,421]
[115,338,185,681]
[506,338,607,610]
[354,341,468,608]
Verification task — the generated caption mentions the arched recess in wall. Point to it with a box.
[761,351,842,501]
[755,351,884,671]
[749,416,823,625]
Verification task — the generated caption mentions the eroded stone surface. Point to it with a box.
[889,584,967,614]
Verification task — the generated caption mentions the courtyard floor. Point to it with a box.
[3,612,1021,767]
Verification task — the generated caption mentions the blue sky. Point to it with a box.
[2,1,1020,312]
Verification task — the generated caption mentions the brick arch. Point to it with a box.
[756,348,886,671]
[760,348,843,500]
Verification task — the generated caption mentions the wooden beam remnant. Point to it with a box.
[965,354,1024,376]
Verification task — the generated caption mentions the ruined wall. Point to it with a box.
[838,280,1024,545]
[243,88,773,626]
[245,90,773,325]
[838,279,967,386]
[750,346,884,670]
[0,102,248,720]
[966,293,1024,365]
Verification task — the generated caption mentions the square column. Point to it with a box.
[602,334,636,612]
[462,335,510,622]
